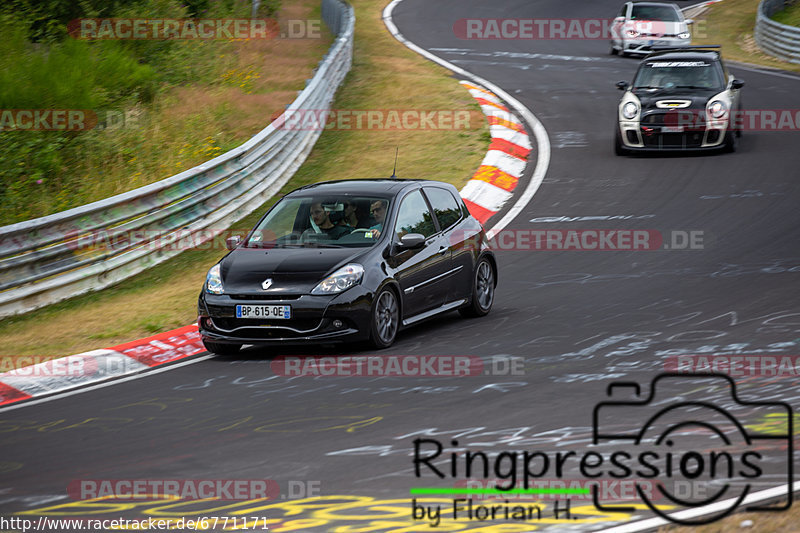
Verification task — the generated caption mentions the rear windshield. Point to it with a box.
[245,195,392,248]
[631,5,681,21]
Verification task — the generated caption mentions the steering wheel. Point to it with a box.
[350,228,377,236]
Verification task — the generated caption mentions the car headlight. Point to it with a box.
[626,29,638,38]
[205,264,224,294]
[707,100,728,119]
[622,101,639,119]
[311,263,364,295]
[678,31,690,39]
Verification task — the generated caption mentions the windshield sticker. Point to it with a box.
[648,61,710,67]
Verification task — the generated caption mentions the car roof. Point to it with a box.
[288,178,452,197]
[630,2,679,6]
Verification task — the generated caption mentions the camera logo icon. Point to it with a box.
[592,373,793,525]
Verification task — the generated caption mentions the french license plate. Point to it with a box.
[662,126,684,133]
[236,305,291,319]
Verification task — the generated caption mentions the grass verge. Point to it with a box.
[772,1,800,27]
[0,0,489,357]
[0,0,332,225]
[692,0,800,72]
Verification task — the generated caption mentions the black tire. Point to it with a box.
[202,339,241,356]
[369,287,400,349]
[610,44,619,55]
[723,129,738,153]
[460,258,495,318]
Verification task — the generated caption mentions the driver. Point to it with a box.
[368,199,388,237]
[302,202,350,240]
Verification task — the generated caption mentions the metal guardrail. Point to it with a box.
[756,0,800,64]
[0,0,354,318]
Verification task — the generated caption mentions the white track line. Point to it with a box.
[0,355,215,412]
[598,481,799,532]
[383,0,550,239]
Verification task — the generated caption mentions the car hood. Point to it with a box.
[634,89,719,110]
[221,247,366,295]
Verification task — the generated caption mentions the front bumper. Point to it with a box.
[623,38,691,54]
[618,117,729,151]
[198,287,373,345]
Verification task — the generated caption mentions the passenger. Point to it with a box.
[303,202,350,240]
[339,199,360,229]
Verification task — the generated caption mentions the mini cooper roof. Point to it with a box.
[644,46,722,62]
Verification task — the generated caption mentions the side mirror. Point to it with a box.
[395,233,425,251]
[685,18,694,25]
[225,235,241,251]
[731,79,744,90]
[616,81,629,91]
[613,16,625,22]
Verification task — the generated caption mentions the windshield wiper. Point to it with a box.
[302,243,345,248]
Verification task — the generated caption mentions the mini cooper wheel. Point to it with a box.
[202,340,241,356]
[370,287,399,348]
[723,129,738,153]
[460,258,495,318]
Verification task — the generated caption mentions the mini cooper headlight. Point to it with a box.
[708,100,728,119]
[626,29,638,38]
[311,264,364,295]
[622,101,639,119]
[678,31,691,39]
[205,264,224,294]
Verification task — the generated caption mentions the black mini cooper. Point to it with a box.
[615,47,744,153]
[198,179,497,354]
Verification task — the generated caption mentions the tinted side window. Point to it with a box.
[424,187,462,231]
[394,189,437,239]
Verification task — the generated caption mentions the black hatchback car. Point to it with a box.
[198,179,497,354]
[615,47,744,153]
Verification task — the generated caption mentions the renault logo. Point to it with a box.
[261,278,273,290]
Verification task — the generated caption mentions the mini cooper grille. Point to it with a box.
[641,131,705,148]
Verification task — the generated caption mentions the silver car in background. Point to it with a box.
[611,2,693,56]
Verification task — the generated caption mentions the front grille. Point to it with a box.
[212,317,323,331]
[641,131,705,148]
[228,294,302,301]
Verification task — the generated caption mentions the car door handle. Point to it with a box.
[437,246,448,255]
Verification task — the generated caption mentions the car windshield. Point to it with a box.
[633,60,724,90]
[630,5,681,21]
[245,195,392,248]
